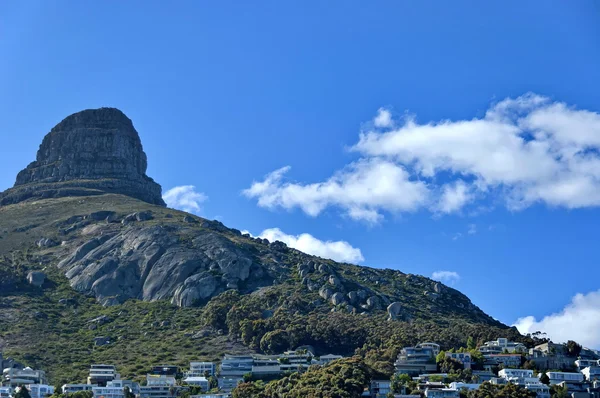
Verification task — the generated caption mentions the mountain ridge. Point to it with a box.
[0,108,520,384]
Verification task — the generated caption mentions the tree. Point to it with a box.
[539,373,550,385]
[232,381,265,398]
[15,386,32,398]
[467,336,476,350]
[123,387,135,398]
[70,391,93,398]
[566,340,582,357]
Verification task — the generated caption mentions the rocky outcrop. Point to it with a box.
[56,223,268,307]
[27,271,46,287]
[0,108,165,206]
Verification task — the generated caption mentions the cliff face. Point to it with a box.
[0,108,165,206]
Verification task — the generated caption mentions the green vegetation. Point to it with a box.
[0,194,526,385]
[232,357,381,398]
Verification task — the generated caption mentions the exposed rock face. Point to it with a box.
[27,271,46,287]
[56,223,265,307]
[0,108,165,206]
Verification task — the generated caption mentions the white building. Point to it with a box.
[92,380,128,398]
[3,367,47,387]
[187,362,216,377]
[217,377,242,393]
[27,384,54,398]
[370,380,391,398]
[317,354,344,365]
[182,377,209,391]
[445,352,472,369]
[546,372,584,385]
[219,355,253,378]
[424,388,459,398]
[579,366,600,381]
[479,338,526,354]
[0,387,11,398]
[419,343,441,356]
[140,375,176,398]
[575,359,600,370]
[449,382,480,391]
[62,384,95,394]
[88,365,119,387]
[524,383,550,398]
[498,369,534,380]
[251,357,281,377]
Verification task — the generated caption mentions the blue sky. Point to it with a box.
[2,1,600,346]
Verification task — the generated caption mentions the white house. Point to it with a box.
[317,354,344,365]
[445,352,472,369]
[187,362,216,377]
[88,365,119,387]
[92,381,126,398]
[62,384,95,394]
[182,377,209,392]
[449,382,480,391]
[370,380,392,398]
[479,338,526,354]
[219,355,253,378]
[140,375,176,398]
[498,369,533,380]
[524,383,550,398]
[546,372,584,385]
[581,366,600,381]
[26,384,54,398]
[424,388,459,398]
[3,367,47,387]
[0,387,11,398]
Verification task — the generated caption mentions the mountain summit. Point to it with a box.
[0,107,165,206]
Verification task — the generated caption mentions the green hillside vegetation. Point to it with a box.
[0,194,527,385]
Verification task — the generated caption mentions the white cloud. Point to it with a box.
[244,94,600,222]
[432,270,460,285]
[163,185,208,214]
[513,290,600,349]
[436,180,474,214]
[374,107,393,128]
[468,224,477,235]
[243,159,429,223]
[256,228,364,263]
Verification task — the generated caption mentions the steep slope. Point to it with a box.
[0,108,521,384]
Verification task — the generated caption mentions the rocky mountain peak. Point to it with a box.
[0,108,165,206]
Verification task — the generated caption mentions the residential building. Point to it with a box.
[546,372,584,385]
[3,367,47,387]
[0,387,10,398]
[576,359,600,370]
[472,371,495,382]
[62,384,95,394]
[217,377,242,393]
[370,380,392,398]
[483,354,522,370]
[478,338,526,354]
[424,388,459,398]
[419,343,441,356]
[251,356,281,377]
[88,365,119,387]
[150,366,179,377]
[219,355,253,378]
[182,377,209,391]
[524,383,550,398]
[187,362,216,377]
[27,384,54,398]
[581,367,600,381]
[140,375,176,398]
[449,382,480,391]
[498,369,534,380]
[394,344,438,375]
[318,354,344,365]
[92,380,129,398]
[279,350,314,373]
[445,352,472,369]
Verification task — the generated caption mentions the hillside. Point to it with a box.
[0,108,522,385]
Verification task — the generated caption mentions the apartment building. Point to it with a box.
[88,365,119,387]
